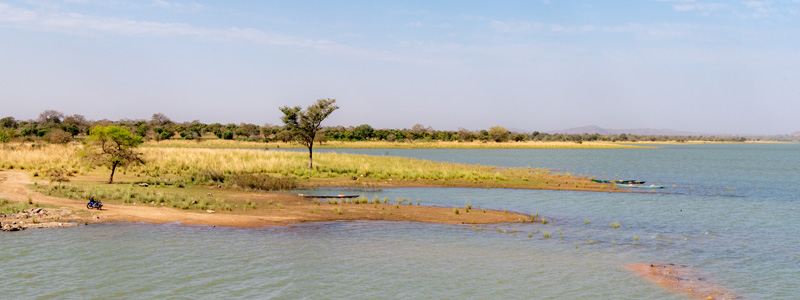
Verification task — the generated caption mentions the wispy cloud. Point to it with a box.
[489,20,543,33]
[671,2,728,12]
[152,0,204,11]
[660,0,800,19]
[0,2,445,66]
[489,19,698,40]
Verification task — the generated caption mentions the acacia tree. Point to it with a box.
[86,125,144,184]
[280,98,339,169]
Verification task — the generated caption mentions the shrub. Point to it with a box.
[44,129,72,144]
[222,130,234,140]
[0,129,10,143]
[198,169,225,183]
[229,173,297,191]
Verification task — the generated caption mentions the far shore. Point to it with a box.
[142,139,657,149]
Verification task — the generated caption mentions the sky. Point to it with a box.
[1,0,799,134]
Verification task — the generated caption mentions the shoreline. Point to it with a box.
[1,170,532,229]
[2,170,741,299]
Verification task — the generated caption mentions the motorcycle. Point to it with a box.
[87,198,103,210]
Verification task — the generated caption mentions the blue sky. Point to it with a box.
[1,0,798,134]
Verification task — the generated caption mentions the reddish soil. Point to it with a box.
[626,263,742,299]
[0,170,530,228]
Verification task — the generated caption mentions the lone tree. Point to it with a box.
[280,98,339,169]
[86,125,144,184]
[488,126,510,142]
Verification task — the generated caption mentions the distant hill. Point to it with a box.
[550,125,707,136]
[792,131,800,137]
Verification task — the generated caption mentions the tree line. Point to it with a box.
[0,109,759,144]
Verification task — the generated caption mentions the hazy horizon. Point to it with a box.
[1,1,798,135]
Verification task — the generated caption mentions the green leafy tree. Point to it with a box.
[222,130,234,140]
[488,126,510,142]
[154,127,175,141]
[353,124,374,141]
[134,123,149,138]
[275,129,294,142]
[0,117,18,129]
[85,125,144,184]
[280,98,339,169]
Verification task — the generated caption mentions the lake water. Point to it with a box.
[2,144,798,299]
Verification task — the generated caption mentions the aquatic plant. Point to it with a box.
[543,232,551,238]
[610,222,621,229]
[454,208,460,215]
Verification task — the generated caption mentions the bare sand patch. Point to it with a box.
[0,170,528,228]
[626,263,742,299]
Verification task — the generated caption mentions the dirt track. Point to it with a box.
[0,170,528,227]
[0,170,288,227]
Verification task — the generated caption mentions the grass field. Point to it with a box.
[0,141,616,192]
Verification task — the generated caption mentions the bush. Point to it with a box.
[275,130,293,142]
[488,126,510,142]
[229,173,297,191]
[353,124,374,140]
[0,129,9,143]
[44,129,73,144]
[198,169,225,183]
[222,130,234,140]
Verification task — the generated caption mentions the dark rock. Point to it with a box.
[2,221,25,232]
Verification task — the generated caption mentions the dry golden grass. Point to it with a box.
[0,143,85,174]
[134,147,552,183]
[0,142,616,192]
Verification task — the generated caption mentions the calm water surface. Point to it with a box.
[2,144,798,299]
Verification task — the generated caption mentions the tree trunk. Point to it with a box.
[307,145,313,169]
[109,161,118,184]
